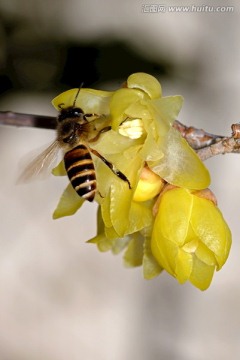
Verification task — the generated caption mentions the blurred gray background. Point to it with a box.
[0,0,239,359]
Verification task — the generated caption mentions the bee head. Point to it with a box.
[58,107,84,122]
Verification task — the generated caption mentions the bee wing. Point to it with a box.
[18,140,61,183]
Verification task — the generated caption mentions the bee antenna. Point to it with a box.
[73,82,84,108]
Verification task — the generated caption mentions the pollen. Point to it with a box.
[119,118,145,139]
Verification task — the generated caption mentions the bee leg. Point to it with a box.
[99,125,112,133]
[89,126,112,142]
[83,113,97,118]
[58,103,65,110]
[98,190,104,198]
[83,113,102,122]
[90,148,132,189]
[120,117,130,125]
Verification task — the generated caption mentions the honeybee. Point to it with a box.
[20,87,131,202]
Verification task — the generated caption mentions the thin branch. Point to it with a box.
[196,137,239,161]
[174,120,240,161]
[173,120,225,150]
[0,111,56,129]
[197,124,240,160]
[1,110,240,161]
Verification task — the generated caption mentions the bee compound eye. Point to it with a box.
[72,108,84,117]
[58,107,84,122]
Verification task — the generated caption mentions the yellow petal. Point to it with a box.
[143,236,163,279]
[128,201,154,234]
[110,88,146,130]
[149,127,211,190]
[52,160,66,176]
[52,183,84,219]
[52,88,113,114]
[92,128,140,156]
[189,256,215,290]
[191,196,232,269]
[87,206,114,252]
[111,237,130,254]
[195,240,216,266]
[127,72,162,99]
[151,188,193,277]
[153,188,193,246]
[175,249,193,284]
[138,117,164,161]
[123,233,144,267]
[151,235,178,276]
[124,100,151,120]
[148,95,184,128]
[105,225,120,241]
[99,148,143,236]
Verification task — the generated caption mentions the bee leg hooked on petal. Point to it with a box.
[90,148,132,189]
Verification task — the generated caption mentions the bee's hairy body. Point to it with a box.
[57,108,102,202]
[57,106,131,202]
[64,144,96,202]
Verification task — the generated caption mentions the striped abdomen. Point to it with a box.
[64,144,97,202]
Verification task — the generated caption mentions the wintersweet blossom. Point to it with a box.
[51,72,231,290]
[151,187,231,290]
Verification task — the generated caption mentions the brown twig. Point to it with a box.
[173,120,225,150]
[196,124,240,161]
[0,111,56,129]
[173,120,240,161]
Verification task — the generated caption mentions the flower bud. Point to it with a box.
[133,167,165,202]
[151,188,231,290]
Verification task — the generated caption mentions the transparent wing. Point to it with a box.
[18,140,61,183]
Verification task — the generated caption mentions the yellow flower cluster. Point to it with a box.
[51,73,231,290]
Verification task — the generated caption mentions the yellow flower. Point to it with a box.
[52,73,210,221]
[106,72,210,190]
[151,187,232,290]
[49,73,231,290]
[86,73,210,237]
